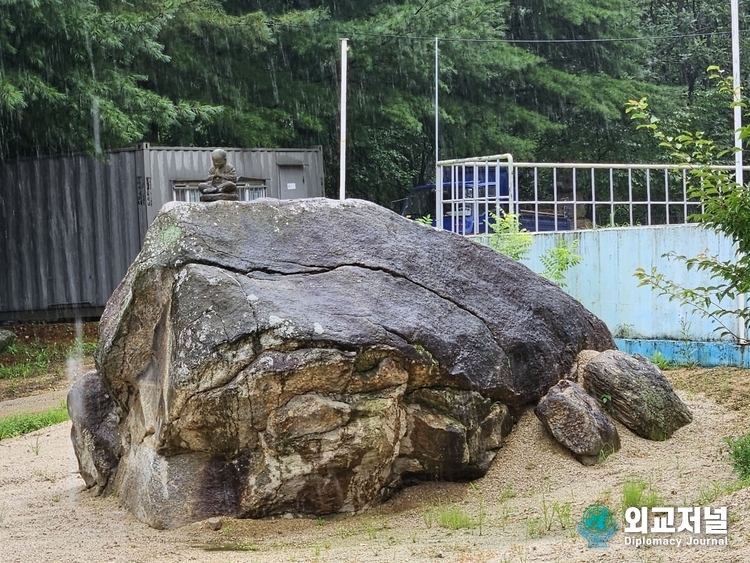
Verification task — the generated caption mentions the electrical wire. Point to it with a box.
[340,30,740,44]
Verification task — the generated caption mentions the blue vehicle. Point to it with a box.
[397,165,572,233]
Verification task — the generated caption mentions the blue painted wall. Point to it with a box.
[497,225,738,341]
[615,338,750,368]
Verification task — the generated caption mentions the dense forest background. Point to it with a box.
[1,0,747,205]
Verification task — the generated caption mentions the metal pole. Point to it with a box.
[731,0,746,343]
[339,38,349,201]
[434,37,440,226]
[435,37,439,173]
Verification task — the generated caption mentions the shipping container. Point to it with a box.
[0,145,325,321]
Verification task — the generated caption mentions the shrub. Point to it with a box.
[726,433,750,480]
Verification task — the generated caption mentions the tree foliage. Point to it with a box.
[1,0,745,206]
[0,0,215,156]
[0,0,319,156]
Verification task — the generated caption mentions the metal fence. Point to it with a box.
[435,157,750,234]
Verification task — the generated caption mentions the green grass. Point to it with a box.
[423,502,485,533]
[0,343,53,379]
[693,478,750,505]
[0,403,69,440]
[0,338,96,380]
[650,351,671,370]
[524,496,574,539]
[621,478,663,513]
[727,432,750,480]
[497,483,517,502]
[68,339,97,356]
[438,505,476,530]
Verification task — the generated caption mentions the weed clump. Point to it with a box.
[726,433,750,480]
[621,478,662,514]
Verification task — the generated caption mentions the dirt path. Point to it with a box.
[1,385,748,563]
[0,388,69,418]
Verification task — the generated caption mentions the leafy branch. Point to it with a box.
[487,211,532,261]
[487,211,582,287]
[539,239,583,289]
[626,67,750,341]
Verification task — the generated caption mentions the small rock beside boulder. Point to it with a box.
[67,371,122,495]
[582,350,692,441]
[536,350,693,463]
[0,329,16,354]
[534,379,620,466]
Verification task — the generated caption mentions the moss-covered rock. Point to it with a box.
[583,350,692,441]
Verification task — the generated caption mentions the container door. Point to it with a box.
[278,165,307,199]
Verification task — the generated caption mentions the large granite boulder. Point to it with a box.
[582,350,692,441]
[535,379,621,466]
[71,198,615,528]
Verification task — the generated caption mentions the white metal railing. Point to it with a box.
[434,160,750,233]
[172,180,267,203]
[514,162,711,231]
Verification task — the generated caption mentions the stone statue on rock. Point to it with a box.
[68,198,616,529]
[198,148,238,202]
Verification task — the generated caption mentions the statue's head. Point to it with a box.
[211,148,227,168]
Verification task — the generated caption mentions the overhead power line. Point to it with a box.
[343,30,740,44]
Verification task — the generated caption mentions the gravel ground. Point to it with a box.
[1,378,748,563]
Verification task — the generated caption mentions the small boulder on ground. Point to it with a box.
[582,350,692,441]
[0,329,16,354]
[534,379,620,465]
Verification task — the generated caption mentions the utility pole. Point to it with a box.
[731,0,746,343]
[339,38,349,200]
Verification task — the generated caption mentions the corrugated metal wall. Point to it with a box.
[142,146,325,224]
[0,148,144,321]
[1,145,325,321]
